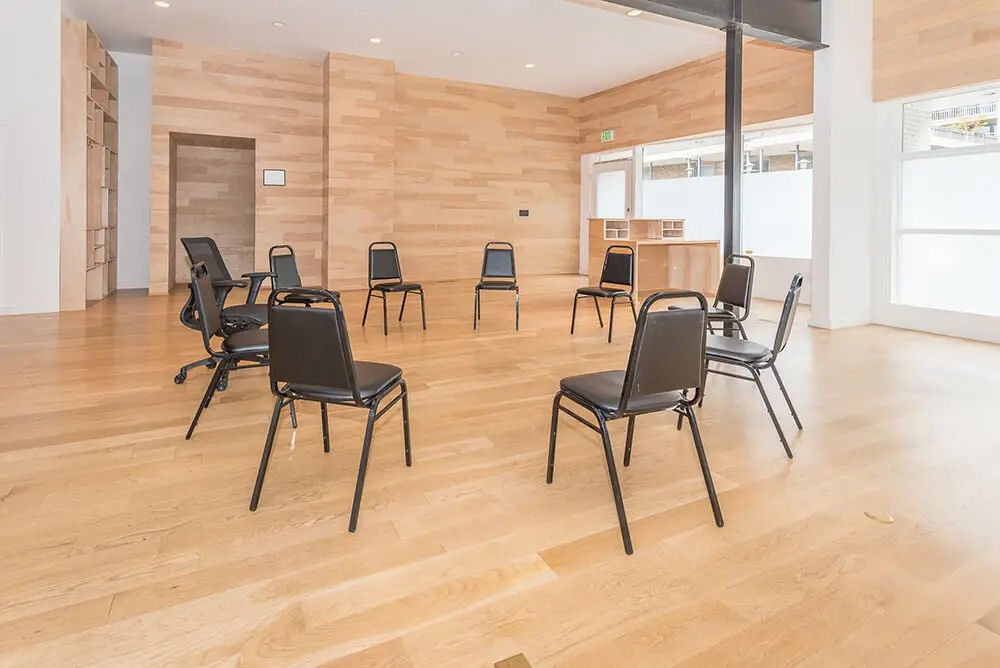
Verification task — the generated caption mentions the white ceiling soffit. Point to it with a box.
[63,0,725,97]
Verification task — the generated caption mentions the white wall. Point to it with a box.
[0,1,62,314]
[110,51,152,290]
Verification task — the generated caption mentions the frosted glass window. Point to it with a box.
[897,234,1000,317]
[900,153,1000,231]
[596,170,627,218]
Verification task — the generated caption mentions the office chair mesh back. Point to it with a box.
[621,298,706,412]
[715,263,753,309]
[268,300,360,402]
[370,247,403,283]
[270,249,303,290]
[772,274,804,355]
[601,247,634,288]
[483,245,516,279]
[190,263,223,341]
[181,237,232,281]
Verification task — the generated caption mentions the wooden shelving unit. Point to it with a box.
[602,218,686,241]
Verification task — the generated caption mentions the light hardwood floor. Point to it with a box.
[1,276,999,667]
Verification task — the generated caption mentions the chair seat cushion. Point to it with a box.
[576,286,630,299]
[705,335,772,365]
[477,280,517,291]
[286,362,403,404]
[221,303,268,326]
[221,328,270,357]
[373,282,422,293]
[666,305,737,320]
[278,291,336,305]
[561,370,684,416]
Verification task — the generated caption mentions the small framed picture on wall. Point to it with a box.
[262,169,286,186]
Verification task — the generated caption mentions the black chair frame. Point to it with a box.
[361,242,426,336]
[474,241,519,331]
[547,291,724,555]
[268,244,338,307]
[251,287,412,533]
[571,244,638,343]
[703,274,804,459]
[709,253,756,339]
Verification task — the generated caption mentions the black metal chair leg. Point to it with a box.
[289,400,298,429]
[593,296,604,328]
[398,291,408,321]
[607,298,616,343]
[419,290,426,330]
[623,415,636,467]
[597,413,633,555]
[362,290,372,326]
[685,405,724,527]
[349,402,380,532]
[546,393,561,483]
[676,410,684,431]
[400,380,412,466]
[321,402,330,453]
[735,320,749,340]
[771,365,803,430]
[515,289,520,331]
[699,359,709,408]
[381,293,388,336]
[249,397,284,511]
[630,297,638,322]
[186,358,227,440]
[570,295,579,334]
[473,289,479,330]
[751,367,793,459]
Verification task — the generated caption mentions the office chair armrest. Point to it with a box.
[241,272,276,304]
[212,278,250,289]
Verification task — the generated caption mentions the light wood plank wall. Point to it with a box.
[873,0,1000,102]
[578,41,814,153]
[150,40,325,294]
[60,18,88,310]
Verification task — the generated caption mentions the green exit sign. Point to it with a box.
[600,129,614,143]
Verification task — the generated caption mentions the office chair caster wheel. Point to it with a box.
[174,372,187,385]
[216,372,229,392]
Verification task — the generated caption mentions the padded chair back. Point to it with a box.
[369,242,403,286]
[599,245,635,292]
[267,288,363,405]
[482,242,516,281]
[181,237,232,282]
[772,274,804,356]
[714,254,755,311]
[189,263,224,349]
[269,245,303,290]
[619,291,708,413]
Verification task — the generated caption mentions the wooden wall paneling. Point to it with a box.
[60,18,88,311]
[325,54,396,290]
[394,75,581,281]
[873,0,1000,101]
[150,40,325,294]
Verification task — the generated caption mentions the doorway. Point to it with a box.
[592,158,634,220]
[169,132,256,287]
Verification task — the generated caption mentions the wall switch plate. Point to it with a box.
[519,209,529,217]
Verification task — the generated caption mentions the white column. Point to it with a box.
[0,0,62,314]
[810,0,876,329]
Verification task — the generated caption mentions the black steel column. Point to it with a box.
[723,23,743,261]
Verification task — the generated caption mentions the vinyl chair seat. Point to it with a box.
[373,282,422,293]
[221,303,268,326]
[705,335,772,365]
[668,304,737,320]
[576,286,630,299]
[476,280,518,291]
[560,370,684,416]
[278,289,338,305]
[220,328,270,356]
[286,362,403,404]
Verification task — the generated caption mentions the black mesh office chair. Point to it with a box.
[184,263,270,440]
[474,241,519,331]
[703,274,804,459]
[547,290,724,554]
[251,287,412,533]
[571,244,638,343]
[361,242,426,336]
[175,237,273,385]
[268,245,337,306]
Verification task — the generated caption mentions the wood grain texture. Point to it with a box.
[150,40,325,294]
[1,277,999,665]
[579,40,814,153]
[873,0,1000,101]
[60,18,88,311]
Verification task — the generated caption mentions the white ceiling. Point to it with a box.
[62,0,724,97]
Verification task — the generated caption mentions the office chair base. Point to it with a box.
[174,357,217,385]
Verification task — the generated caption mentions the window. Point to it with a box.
[896,88,1000,317]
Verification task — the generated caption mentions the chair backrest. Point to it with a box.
[269,245,303,290]
[368,242,403,287]
[713,254,755,315]
[189,262,224,352]
[599,245,635,292]
[772,273,804,356]
[618,291,708,414]
[481,241,516,281]
[181,237,232,282]
[267,288,364,405]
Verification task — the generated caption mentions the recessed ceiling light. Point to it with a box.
[369,37,382,44]
[524,63,536,69]
[626,9,642,17]
[272,21,287,28]
[154,1,171,7]
[451,51,464,57]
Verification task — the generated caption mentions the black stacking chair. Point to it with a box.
[571,245,638,343]
[474,241,519,331]
[269,244,338,306]
[361,242,426,336]
[708,254,756,338]
[251,287,412,533]
[175,237,273,385]
[547,290,724,555]
[703,274,804,459]
[184,262,270,440]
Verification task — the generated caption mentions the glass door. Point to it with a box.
[592,158,634,219]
